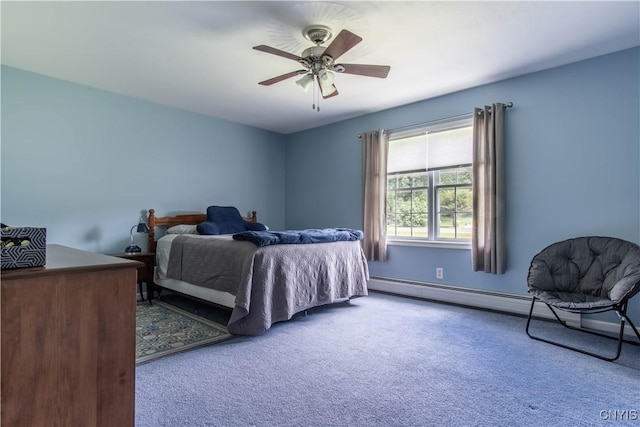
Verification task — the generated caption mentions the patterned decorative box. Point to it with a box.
[1,227,46,269]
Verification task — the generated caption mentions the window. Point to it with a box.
[386,117,473,243]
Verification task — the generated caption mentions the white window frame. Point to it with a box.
[386,116,473,249]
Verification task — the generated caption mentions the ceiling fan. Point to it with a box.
[253,26,390,102]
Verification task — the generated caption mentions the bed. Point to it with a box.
[147,208,369,335]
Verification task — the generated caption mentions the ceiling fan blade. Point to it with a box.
[322,29,362,61]
[321,85,340,99]
[322,87,339,99]
[316,76,339,99]
[253,45,302,62]
[258,70,305,86]
[336,64,390,78]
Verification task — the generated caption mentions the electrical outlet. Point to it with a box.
[436,268,443,279]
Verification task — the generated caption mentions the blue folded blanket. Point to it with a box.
[233,228,364,247]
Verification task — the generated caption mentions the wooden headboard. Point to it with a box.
[147,208,258,254]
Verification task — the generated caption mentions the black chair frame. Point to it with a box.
[526,296,640,361]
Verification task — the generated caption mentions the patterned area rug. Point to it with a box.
[136,301,233,364]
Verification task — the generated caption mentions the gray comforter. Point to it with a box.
[166,234,369,335]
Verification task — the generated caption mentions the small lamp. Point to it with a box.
[125,219,149,254]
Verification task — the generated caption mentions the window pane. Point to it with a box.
[438,170,458,185]
[386,213,397,236]
[396,190,412,230]
[412,172,429,188]
[386,193,396,215]
[386,189,398,236]
[457,212,473,239]
[387,176,397,190]
[436,166,472,185]
[438,212,455,238]
[438,188,455,214]
[437,188,455,239]
[457,167,472,184]
[412,189,428,214]
[456,187,473,212]
[411,214,428,237]
[397,175,414,189]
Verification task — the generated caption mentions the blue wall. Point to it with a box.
[284,48,640,317]
[1,66,286,253]
[3,48,639,319]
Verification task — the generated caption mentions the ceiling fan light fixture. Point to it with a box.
[318,69,335,88]
[296,73,314,92]
[318,69,338,98]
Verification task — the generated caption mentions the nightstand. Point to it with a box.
[112,252,155,302]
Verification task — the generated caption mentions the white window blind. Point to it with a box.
[387,134,427,173]
[388,119,472,173]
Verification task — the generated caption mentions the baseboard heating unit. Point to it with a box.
[368,277,637,338]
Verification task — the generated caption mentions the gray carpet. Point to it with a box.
[135,291,640,426]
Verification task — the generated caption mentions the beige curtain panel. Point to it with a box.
[472,103,507,274]
[362,129,389,262]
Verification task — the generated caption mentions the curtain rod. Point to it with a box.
[358,102,513,138]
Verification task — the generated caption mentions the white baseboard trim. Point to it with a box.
[368,277,638,338]
[581,318,638,339]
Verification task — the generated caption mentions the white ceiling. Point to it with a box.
[2,1,639,135]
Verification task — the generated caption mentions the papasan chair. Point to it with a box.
[526,236,640,361]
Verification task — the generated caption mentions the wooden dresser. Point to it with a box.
[1,244,141,427]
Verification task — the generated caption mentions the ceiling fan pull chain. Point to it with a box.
[312,80,317,111]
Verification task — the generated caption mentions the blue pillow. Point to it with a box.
[202,206,268,234]
[196,221,222,235]
[197,220,249,235]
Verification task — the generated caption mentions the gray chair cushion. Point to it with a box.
[527,237,640,312]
